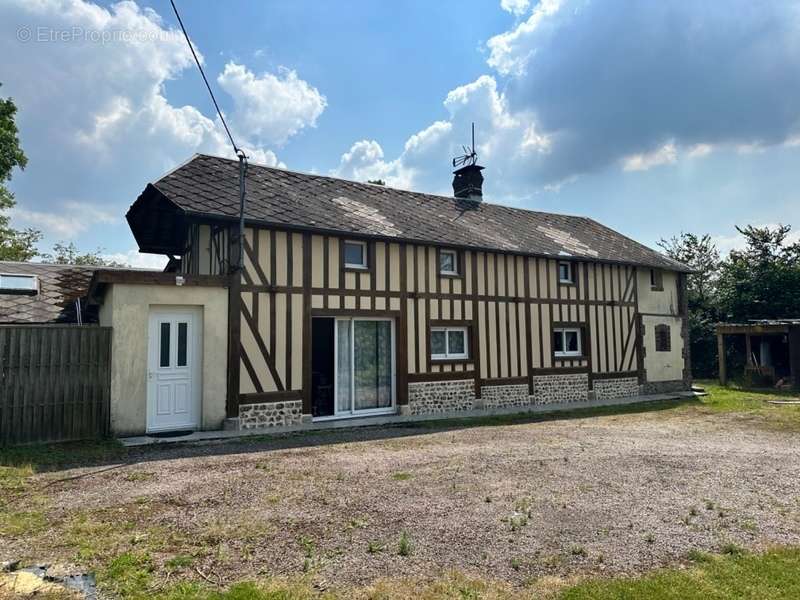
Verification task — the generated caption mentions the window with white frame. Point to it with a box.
[0,273,38,294]
[558,261,573,284]
[553,327,582,357]
[430,326,468,360]
[439,249,458,275]
[343,240,368,269]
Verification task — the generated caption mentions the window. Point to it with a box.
[431,326,469,360]
[343,240,367,269]
[177,322,188,367]
[558,261,573,284]
[159,322,171,367]
[439,249,459,275]
[0,273,37,294]
[650,268,663,291]
[553,327,582,357]
[655,324,671,352]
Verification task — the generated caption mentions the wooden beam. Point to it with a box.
[717,332,727,386]
[789,327,800,391]
[745,334,753,366]
[226,225,242,419]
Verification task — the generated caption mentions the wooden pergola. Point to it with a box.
[716,320,800,389]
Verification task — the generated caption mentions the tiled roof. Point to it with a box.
[149,154,689,272]
[0,262,97,324]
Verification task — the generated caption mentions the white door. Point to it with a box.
[147,309,201,432]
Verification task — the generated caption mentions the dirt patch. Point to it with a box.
[3,408,800,590]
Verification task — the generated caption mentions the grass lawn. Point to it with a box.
[2,382,800,599]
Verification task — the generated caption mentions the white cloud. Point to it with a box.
[335,0,800,198]
[102,248,169,269]
[0,0,322,254]
[687,144,713,159]
[217,62,327,146]
[10,201,118,238]
[622,143,677,172]
[500,0,531,16]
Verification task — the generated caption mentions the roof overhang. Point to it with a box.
[87,269,228,305]
[126,183,188,255]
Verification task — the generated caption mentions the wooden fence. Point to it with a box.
[0,325,112,445]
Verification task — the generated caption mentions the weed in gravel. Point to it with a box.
[511,557,522,571]
[705,499,715,511]
[392,472,412,481]
[123,471,154,482]
[689,506,699,517]
[165,554,194,571]
[686,548,710,562]
[644,533,655,544]
[347,517,368,531]
[299,536,318,573]
[508,513,528,532]
[741,519,758,532]
[0,509,46,536]
[721,542,745,556]
[367,540,385,554]
[398,531,413,556]
[484,496,492,503]
[97,552,155,598]
[570,545,587,558]
[0,464,33,493]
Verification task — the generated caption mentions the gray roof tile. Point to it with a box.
[152,154,687,271]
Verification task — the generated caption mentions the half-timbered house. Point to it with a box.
[95,153,691,435]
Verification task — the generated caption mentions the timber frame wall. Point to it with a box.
[179,221,666,419]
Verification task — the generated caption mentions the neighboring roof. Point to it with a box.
[0,262,97,323]
[131,153,689,272]
[717,319,800,334]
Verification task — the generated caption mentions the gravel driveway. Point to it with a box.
[4,405,800,589]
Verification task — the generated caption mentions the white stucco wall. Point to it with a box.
[637,268,680,315]
[642,314,684,382]
[99,283,228,436]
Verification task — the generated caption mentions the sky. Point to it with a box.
[2,0,800,267]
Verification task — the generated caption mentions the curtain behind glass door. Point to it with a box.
[336,320,352,413]
[353,320,392,410]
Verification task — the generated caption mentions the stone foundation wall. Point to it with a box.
[531,373,589,404]
[408,379,475,415]
[481,384,530,409]
[594,377,640,401]
[641,380,690,395]
[239,400,304,429]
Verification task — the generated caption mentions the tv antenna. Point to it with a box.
[452,122,478,168]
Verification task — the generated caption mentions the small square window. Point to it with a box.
[650,268,663,290]
[558,262,573,284]
[553,327,582,357]
[344,240,367,269]
[431,326,468,360]
[439,250,458,275]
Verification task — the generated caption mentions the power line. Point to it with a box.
[169,0,248,276]
[169,0,240,155]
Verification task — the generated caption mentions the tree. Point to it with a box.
[658,233,722,377]
[39,241,126,267]
[716,225,800,322]
[367,179,385,186]
[0,82,41,261]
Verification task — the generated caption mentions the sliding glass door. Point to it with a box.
[334,318,395,416]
